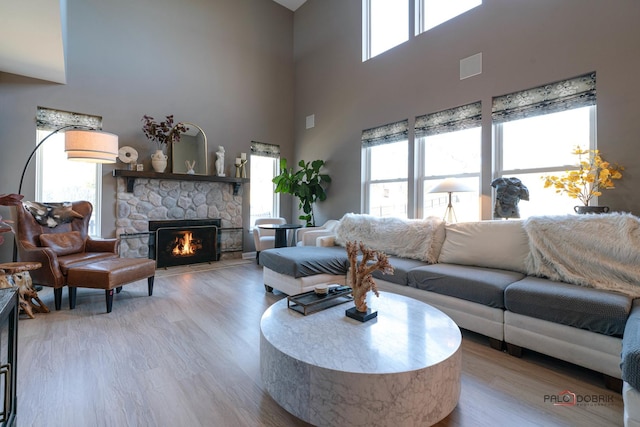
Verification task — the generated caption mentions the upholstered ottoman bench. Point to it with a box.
[66,258,156,313]
[259,246,348,294]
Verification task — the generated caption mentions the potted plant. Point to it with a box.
[542,146,623,214]
[141,115,187,173]
[272,159,331,227]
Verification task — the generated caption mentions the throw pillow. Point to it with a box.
[438,220,529,273]
[335,213,445,263]
[39,231,86,256]
[23,201,84,228]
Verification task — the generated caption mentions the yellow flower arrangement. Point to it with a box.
[543,146,623,206]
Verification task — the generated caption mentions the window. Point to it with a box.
[417,0,482,34]
[362,120,409,217]
[249,141,280,228]
[35,107,103,237]
[363,1,482,60]
[416,102,481,221]
[362,0,409,60]
[493,73,597,218]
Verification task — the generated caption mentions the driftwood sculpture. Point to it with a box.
[346,241,394,313]
[0,270,50,319]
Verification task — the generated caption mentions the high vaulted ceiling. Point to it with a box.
[0,0,306,84]
[272,0,307,12]
[0,0,66,83]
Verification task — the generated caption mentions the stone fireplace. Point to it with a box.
[150,219,221,268]
[115,174,244,260]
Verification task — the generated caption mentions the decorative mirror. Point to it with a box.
[171,122,208,175]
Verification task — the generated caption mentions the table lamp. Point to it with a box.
[428,178,475,223]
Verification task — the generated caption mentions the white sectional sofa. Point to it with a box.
[258,213,640,425]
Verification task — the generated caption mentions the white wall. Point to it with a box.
[292,0,640,222]
[0,0,296,258]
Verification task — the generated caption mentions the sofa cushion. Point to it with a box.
[372,256,428,286]
[259,246,348,278]
[39,231,85,256]
[335,214,445,263]
[408,264,525,308]
[438,220,529,273]
[622,300,640,390]
[505,277,632,337]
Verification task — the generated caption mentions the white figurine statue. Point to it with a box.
[215,146,225,177]
[185,160,196,175]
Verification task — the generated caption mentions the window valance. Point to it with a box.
[361,119,408,148]
[36,107,102,131]
[415,101,481,138]
[492,72,596,123]
[250,141,280,158]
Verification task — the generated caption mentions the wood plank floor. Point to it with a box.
[17,262,624,426]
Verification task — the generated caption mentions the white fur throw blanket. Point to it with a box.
[335,214,446,263]
[523,213,640,298]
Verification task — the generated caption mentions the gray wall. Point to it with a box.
[292,0,640,223]
[0,0,295,258]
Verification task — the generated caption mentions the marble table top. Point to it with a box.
[261,291,462,374]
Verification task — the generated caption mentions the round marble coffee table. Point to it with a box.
[260,291,462,426]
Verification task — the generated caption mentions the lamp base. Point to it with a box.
[443,203,458,223]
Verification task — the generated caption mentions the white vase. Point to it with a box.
[151,149,168,173]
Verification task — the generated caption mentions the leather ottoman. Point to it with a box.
[66,258,156,313]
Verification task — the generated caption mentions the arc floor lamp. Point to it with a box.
[18,125,119,195]
[13,125,118,261]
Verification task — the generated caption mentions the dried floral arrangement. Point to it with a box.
[141,115,188,149]
[543,146,623,206]
[346,241,394,313]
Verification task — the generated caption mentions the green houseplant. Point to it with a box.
[272,159,331,227]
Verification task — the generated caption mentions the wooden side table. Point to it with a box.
[0,262,49,319]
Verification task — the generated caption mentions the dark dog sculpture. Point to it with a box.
[491,177,529,219]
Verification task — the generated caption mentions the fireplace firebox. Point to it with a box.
[149,219,221,268]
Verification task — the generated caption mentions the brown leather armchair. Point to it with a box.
[13,200,119,310]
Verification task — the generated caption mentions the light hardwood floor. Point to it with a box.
[17,262,624,426]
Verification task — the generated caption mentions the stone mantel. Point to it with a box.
[112,170,249,195]
[114,170,245,258]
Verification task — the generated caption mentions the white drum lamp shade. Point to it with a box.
[65,129,119,163]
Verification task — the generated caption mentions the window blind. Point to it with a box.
[361,119,408,148]
[36,106,102,131]
[415,101,482,138]
[492,72,596,123]
[250,141,280,158]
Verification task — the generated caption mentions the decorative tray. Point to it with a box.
[287,286,353,316]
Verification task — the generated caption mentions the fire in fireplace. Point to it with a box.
[149,219,221,268]
[171,231,199,256]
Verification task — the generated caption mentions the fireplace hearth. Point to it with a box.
[149,219,221,268]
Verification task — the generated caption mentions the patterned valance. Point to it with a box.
[415,101,482,138]
[36,106,102,131]
[492,72,596,123]
[250,141,280,158]
[361,119,408,148]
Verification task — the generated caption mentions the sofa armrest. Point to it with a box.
[622,299,640,391]
[86,237,118,254]
[299,229,337,246]
[16,240,65,287]
[317,236,336,247]
[296,226,319,245]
